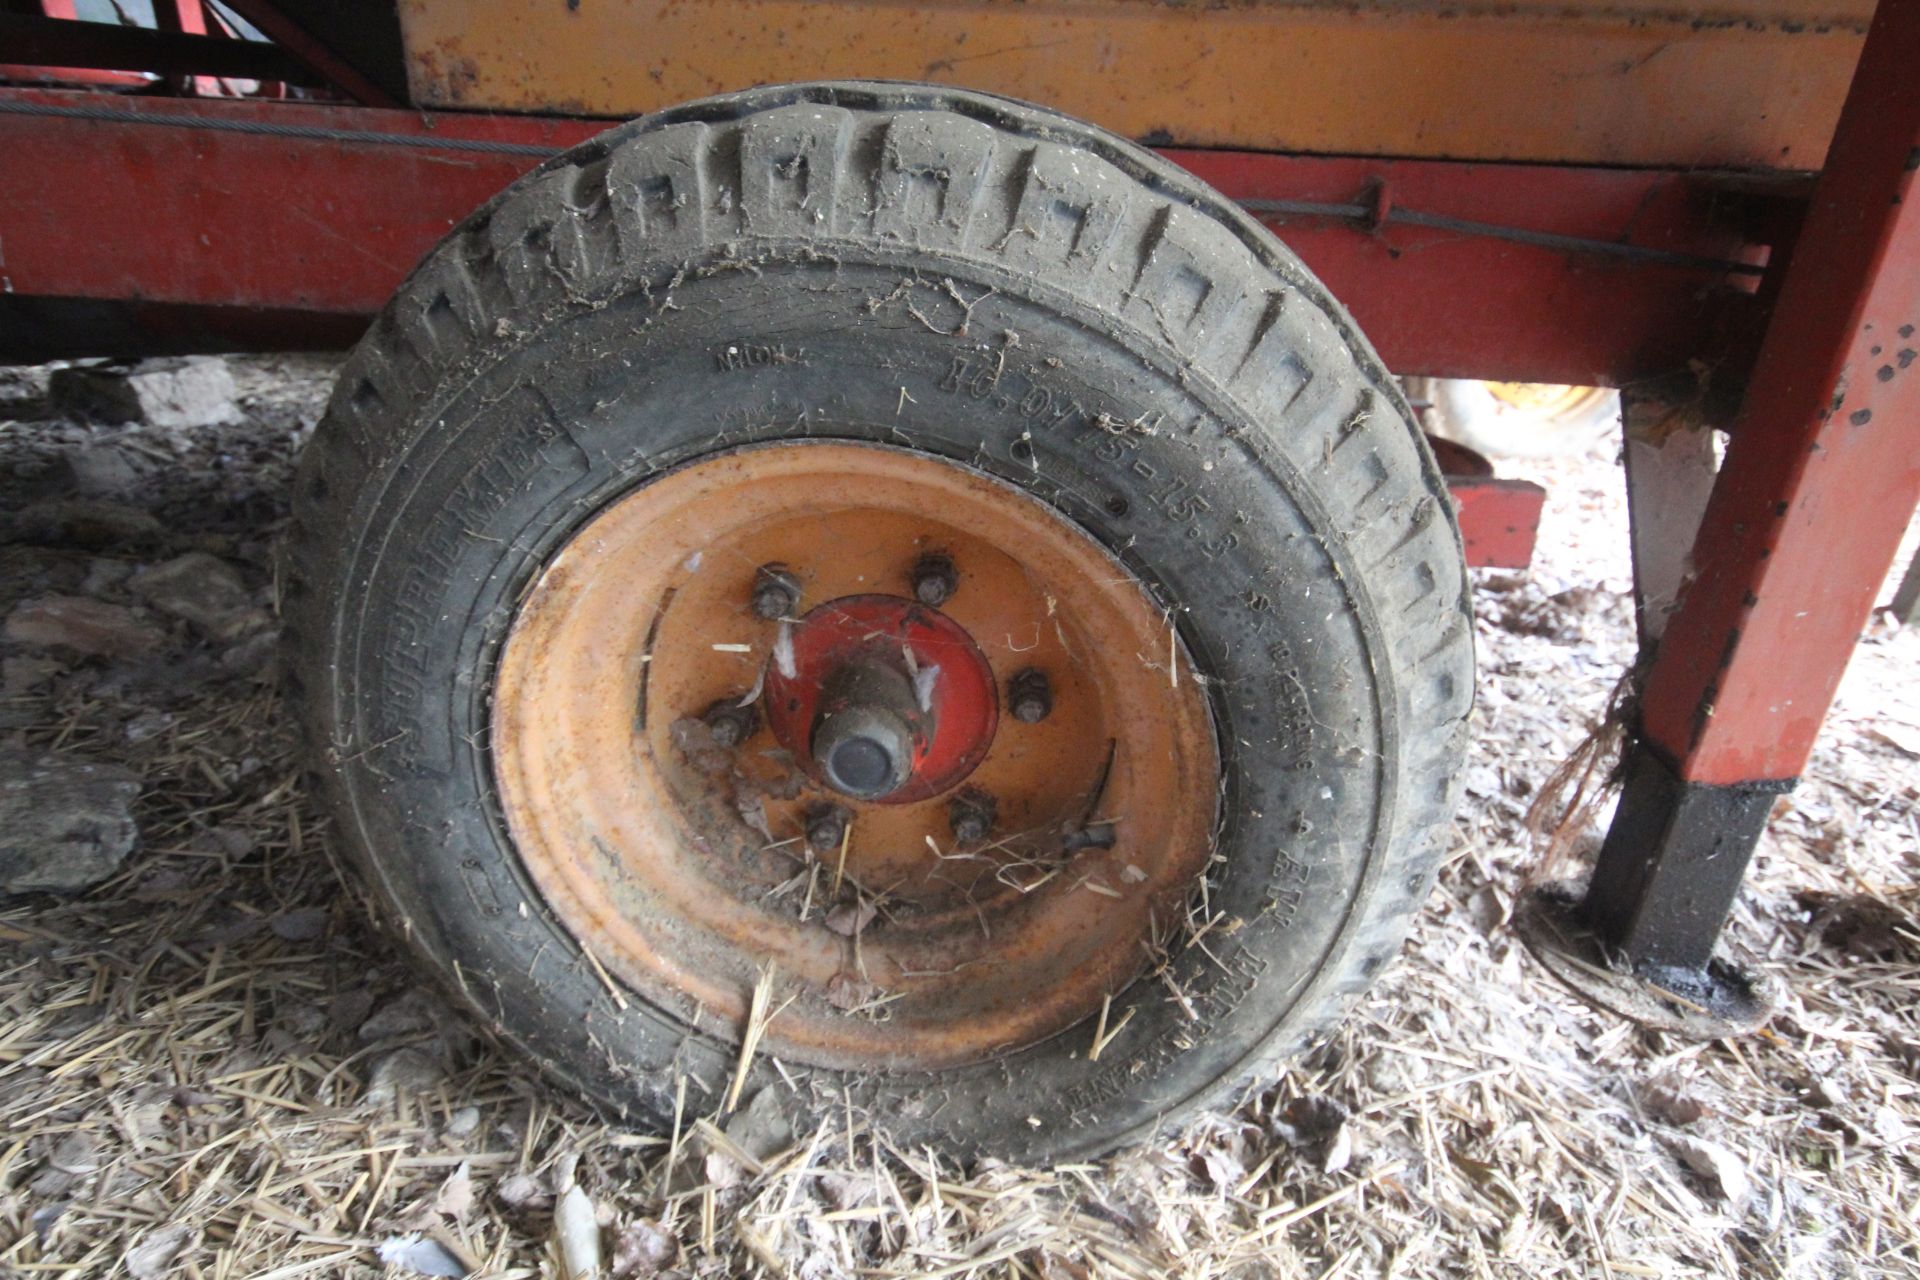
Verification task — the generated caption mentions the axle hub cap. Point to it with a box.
[765,595,998,804]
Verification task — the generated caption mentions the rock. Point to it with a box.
[50,357,239,429]
[2,655,62,694]
[0,748,141,894]
[80,558,135,595]
[358,988,441,1042]
[63,445,143,497]
[4,596,163,657]
[364,1047,447,1106]
[269,906,330,942]
[123,711,175,744]
[129,552,265,642]
[218,629,279,679]
[496,1171,551,1212]
[8,499,165,550]
[444,1105,481,1139]
[724,1087,795,1164]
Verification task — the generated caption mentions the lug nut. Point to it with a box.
[910,553,957,607]
[703,699,757,748]
[1008,668,1052,723]
[948,789,997,845]
[805,805,850,855]
[1063,822,1117,852]
[750,563,800,619]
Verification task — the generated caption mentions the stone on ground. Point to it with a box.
[130,552,265,642]
[4,595,163,657]
[0,748,142,895]
[49,357,239,429]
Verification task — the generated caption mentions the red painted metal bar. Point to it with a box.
[1580,0,1920,973]
[1448,479,1548,571]
[1633,0,1920,787]
[0,87,1784,388]
[1172,150,1778,387]
[0,90,602,316]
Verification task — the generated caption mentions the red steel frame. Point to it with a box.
[0,84,1769,572]
[1581,0,1920,973]
[0,87,1776,388]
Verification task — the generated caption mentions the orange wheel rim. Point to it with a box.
[492,442,1219,1070]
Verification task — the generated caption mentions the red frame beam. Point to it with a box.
[0,87,1785,387]
[1578,0,1920,973]
[1633,0,1920,786]
[1173,150,1781,387]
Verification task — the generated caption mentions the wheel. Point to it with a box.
[288,82,1472,1162]
[1425,378,1619,459]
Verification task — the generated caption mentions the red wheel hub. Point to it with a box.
[763,594,998,804]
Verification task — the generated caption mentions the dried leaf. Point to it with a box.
[1669,1136,1750,1203]
[377,1235,468,1277]
[125,1224,191,1279]
[823,899,878,938]
[497,1172,551,1212]
[434,1161,475,1221]
[551,1184,603,1280]
[1641,1081,1707,1127]
[609,1219,678,1279]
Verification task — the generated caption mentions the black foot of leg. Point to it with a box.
[1516,884,1777,1038]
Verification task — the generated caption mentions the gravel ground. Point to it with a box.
[1,356,1915,1279]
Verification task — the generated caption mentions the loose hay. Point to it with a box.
[2,360,1916,1278]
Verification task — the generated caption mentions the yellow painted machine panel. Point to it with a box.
[398,0,1869,169]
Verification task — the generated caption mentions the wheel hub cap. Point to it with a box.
[766,594,999,804]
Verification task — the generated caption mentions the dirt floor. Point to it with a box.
[1,356,1916,1279]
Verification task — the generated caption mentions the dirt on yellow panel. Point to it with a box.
[397,0,1868,169]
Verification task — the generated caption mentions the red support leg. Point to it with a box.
[1581,0,1920,974]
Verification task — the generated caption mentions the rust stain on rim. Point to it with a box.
[492,442,1219,1071]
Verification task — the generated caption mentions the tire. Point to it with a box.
[1425,378,1619,459]
[287,82,1473,1162]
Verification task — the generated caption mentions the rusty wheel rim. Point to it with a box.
[493,442,1219,1071]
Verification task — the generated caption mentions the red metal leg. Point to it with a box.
[1582,0,1920,972]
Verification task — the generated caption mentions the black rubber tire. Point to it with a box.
[287,82,1473,1163]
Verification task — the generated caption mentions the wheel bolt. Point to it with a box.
[1063,822,1116,852]
[805,805,849,855]
[703,699,757,748]
[1008,668,1052,723]
[910,553,957,607]
[750,563,800,619]
[948,789,997,845]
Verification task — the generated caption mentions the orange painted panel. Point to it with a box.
[398,0,1867,168]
